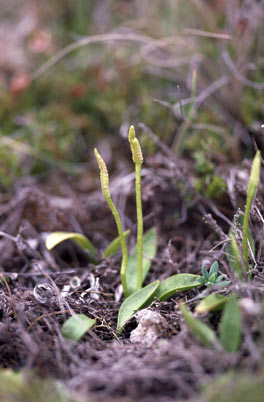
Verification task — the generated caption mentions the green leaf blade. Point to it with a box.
[104,230,130,258]
[46,232,96,255]
[117,280,159,332]
[126,227,158,296]
[209,261,219,276]
[220,294,241,353]
[180,304,217,347]
[195,294,228,314]
[154,274,201,301]
[61,314,96,342]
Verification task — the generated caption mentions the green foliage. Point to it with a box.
[46,232,96,256]
[61,314,96,342]
[198,261,230,287]
[181,293,241,352]
[154,274,201,301]
[194,174,227,200]
[220,294,241,353]
[195,294,228,314]
[117,280,160,333]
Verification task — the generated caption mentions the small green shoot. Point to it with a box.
[180,303,218,347]
[198,261,230,287]
[220,293,241,353]
[94,148,129,297]
[61,314,96,342]
[242,150,261,268]
[117,280,160,333]
[45,231,96,256]
[128,125,144,290]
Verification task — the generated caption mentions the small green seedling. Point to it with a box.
[198,261,230,287]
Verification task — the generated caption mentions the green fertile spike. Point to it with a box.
[128,125,143,165]
[94,148,110,199]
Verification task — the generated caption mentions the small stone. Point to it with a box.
[130,309,168,347]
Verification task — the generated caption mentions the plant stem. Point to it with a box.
[135,163,143,290]
[105,198,128,296]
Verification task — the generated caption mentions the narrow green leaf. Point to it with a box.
[202,266,210,281]
[180,304,217,347]
[247,150,261,203]
[46,232,96,255]
[209,261,219,276]
[117,280,159,332]
[195,294,228,314]
[209,273,218,283]
[126,227,158,296]
[61,314,96,341]
[104,230,130,258]
[220,294,241,353]
[154,274,201,301]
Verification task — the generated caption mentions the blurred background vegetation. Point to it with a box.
[0,0,263,189]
